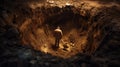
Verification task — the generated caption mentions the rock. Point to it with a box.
[4,26,19,39]
[17,49,33,60]
[0,28,6,36]
[30,60,37,64]
[81,63,87,67]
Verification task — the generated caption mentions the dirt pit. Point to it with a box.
[1,1,120,67]
[18,5,109,58]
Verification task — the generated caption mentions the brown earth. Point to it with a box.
[0,0,120,67]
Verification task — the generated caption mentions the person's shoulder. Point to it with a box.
[55,29,61,31]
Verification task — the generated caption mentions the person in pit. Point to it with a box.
[54,26,63,49]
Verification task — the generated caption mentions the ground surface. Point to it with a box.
[0,0,120,67]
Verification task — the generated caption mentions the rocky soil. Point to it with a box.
[0,0,120,67]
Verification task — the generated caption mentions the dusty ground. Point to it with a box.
[0,0,120,67]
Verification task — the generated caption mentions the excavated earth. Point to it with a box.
[0,0,120,67]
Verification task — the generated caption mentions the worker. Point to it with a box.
[54,26,63,49]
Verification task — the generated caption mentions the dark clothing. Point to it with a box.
[54,28,62,48]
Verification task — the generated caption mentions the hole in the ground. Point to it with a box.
[19,5,107,58]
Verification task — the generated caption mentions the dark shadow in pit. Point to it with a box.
[43,6,87,35]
